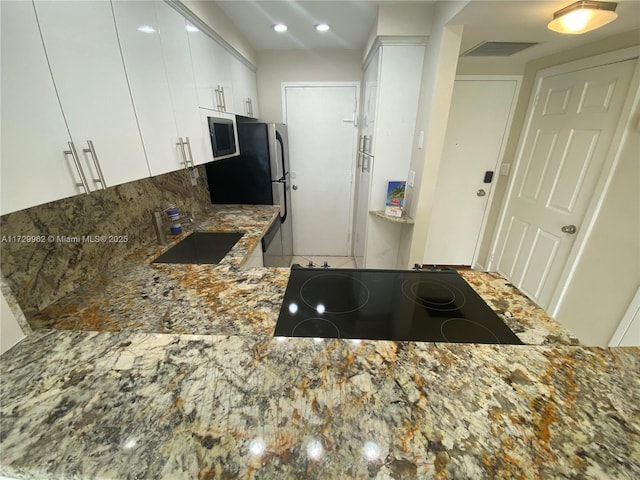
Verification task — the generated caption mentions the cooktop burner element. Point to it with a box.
[300,273,370,313]
[401,279,466,311]
[274,267,523,345]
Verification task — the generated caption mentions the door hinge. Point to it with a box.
[534,93,540,108]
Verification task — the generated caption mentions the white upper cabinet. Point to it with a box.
[187,25,235,114]
[1,1,81,215]
[33,0,150,189]
[111,0,186,176]
[231,57,259,118]
[154,1,210,166]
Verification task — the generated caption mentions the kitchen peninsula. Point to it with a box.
[1,204,639,479]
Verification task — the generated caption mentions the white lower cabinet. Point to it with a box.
[1,1,81,215]
[33,0,150,189]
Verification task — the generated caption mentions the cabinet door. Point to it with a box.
[155,1,210,166]
[33,0,150,188]
[112,1,185,176]
[1,1,83,215]
[231,58,259,118]
[187,24,235,113]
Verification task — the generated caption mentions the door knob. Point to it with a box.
[561,225,577,234]
[476,189,486,197]
[292,185,298,190]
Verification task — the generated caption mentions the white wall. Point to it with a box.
[399,2,466,268]
[256,49,362,123]
[363,2,434,63]
[180,0,258,66]
[1,290,25,355]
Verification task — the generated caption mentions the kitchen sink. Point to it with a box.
[152,232,244,264]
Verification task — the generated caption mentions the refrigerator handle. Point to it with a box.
[275,131,287,181]
[275,131,289,223]
[276,178,288,224]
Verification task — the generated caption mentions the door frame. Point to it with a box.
[281,81,361,255]
[609,286,640,346]
[488,46,640,317]
[448,75,522,270]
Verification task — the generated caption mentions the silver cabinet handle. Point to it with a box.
[477,189,486,197]
[364,154,372,173]
[213,88,220,110]
[220,86,226,111]
[561,225,577,234]
[83,140,106,188]
[177,136,189,169]
[214,86,223,110]
[292,185,298,190]
[65,141,90,193]
[356,152,362,170]
[358,135,365,152]
[176,137,189,170]
[364,135,371,154]
[183,136,195,168]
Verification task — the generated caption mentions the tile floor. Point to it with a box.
[290,256,357,269]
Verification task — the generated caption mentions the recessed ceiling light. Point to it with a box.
[186,24,199,33]
[315,23,330,32]
[273,23,288,33]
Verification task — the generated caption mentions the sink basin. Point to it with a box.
[152,232,244,264]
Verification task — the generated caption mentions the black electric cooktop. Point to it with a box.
[274,266,523,344]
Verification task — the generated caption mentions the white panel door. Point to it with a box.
[496,59,636,308]
[424,79,518,266]
[285,85,358,256]
[0,1,81,214]
[33,0,150,188]
[111,0,185,176]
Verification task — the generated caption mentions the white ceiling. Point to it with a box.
[214,0,640,69]
[214,1,379,51]
[455,1,640,71]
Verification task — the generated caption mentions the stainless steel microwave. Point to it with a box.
[207,116,238,160]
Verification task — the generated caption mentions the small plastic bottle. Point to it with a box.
[166,204,182,234]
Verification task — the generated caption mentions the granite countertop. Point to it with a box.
[1,204,639,479]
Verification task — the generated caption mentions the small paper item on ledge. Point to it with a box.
[385,181,406,217]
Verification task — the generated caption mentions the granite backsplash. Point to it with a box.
[0,167,212,318]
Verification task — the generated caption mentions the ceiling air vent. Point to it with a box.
[461,41,539,57]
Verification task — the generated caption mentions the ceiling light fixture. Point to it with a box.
[273,23,288,33]
[315,23,330,32]
[547,1,618,34]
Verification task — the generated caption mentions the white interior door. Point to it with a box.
[424,78,519,266]
[495,59,636,309]
[284,84,358,256]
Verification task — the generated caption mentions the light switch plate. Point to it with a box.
[499,163,511,176]
[417,131,425,149]
[407,170,416,187]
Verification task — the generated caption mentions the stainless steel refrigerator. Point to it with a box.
[205,121,293,267]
